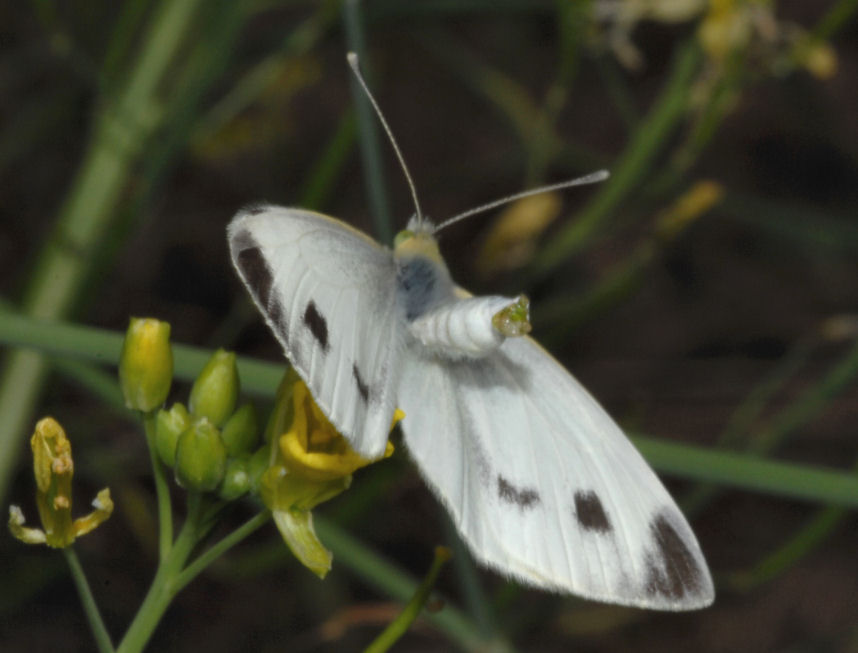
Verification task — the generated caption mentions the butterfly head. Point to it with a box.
[393,218,443,265]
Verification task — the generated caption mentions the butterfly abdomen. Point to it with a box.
[407,295,529,359]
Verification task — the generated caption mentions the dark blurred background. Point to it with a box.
[1,1,857,651]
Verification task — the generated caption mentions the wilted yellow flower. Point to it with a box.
[476,193,562,277]
[9,418,113,548]
[655,180,724,241]
[794,39,837,80]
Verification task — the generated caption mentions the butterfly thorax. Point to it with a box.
[393,227,531,360]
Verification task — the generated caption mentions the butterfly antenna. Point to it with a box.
[347,52,424,226]
[434,170,610,233]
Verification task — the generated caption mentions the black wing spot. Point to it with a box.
[303,301,330,352]
[644,512,706,600]
[574,490,612,533]
[352,363,370,404]
[236,242,273,309]
[497,475,540,509]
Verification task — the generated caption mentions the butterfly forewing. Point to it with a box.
[396,335,714,610]
[228,206,402,458]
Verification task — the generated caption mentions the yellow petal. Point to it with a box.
[8,506,47,545]
[72,488,114,538]
[271,508,332,579]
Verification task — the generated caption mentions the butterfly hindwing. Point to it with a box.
[228,206,402,458]
[396,334,714,610]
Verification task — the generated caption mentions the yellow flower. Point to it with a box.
[279,381,396,482]
[261,377,401,577]
[9,418,113,548]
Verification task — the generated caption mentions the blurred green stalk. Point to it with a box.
[3,313,857,509]
[532,40,702,276]
[0,0,205,501]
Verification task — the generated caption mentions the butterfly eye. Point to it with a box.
[393,229,415,248]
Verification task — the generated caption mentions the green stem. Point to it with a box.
[531,40,702,276]
[364,547,452,653]
[634,435,858,508]
[0,313,284,396]
[808,0,858,43]
[751,334,858,455]
[174,510,271,592]
[683,336,817,514]
[63,547,115,653]
[343,0,394,244]
[314,516,510,652]
[116,492,206,653]
[729,505,846,592]
[143,412,173,561]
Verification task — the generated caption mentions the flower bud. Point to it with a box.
[189,349,239,427]
[155,403,191,468]
[218,456,252,501]
[174,419,227,491]
[220,403,258,457]
[119,318,173,412]
[246,443,272,494]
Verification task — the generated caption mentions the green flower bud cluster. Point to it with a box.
[153,349,268,499]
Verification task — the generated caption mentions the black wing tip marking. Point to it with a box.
[231,229,289,340]
[497,475,540,509]
[573,490,612,533]
[644,512,708,601]
[234,237,273,308]
[303,301,330,353]
[352,363,370,404]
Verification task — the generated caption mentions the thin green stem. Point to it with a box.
[751,334,858,455]
[0,312,284,396]
[442,515,495,640]
[116,492,206,653]
[174,510,271,592]
[531,40,702,276]
[364,547,452,653]
[729,505,846,592]
[808,0,858,44]
[683,336,817,514]
[634,435,858,508]
[315,516,512,652]
[343,0,394,244]
[143,412,173,561]
[63,547,115,653]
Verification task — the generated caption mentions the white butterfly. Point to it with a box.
[227,54,714,611]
